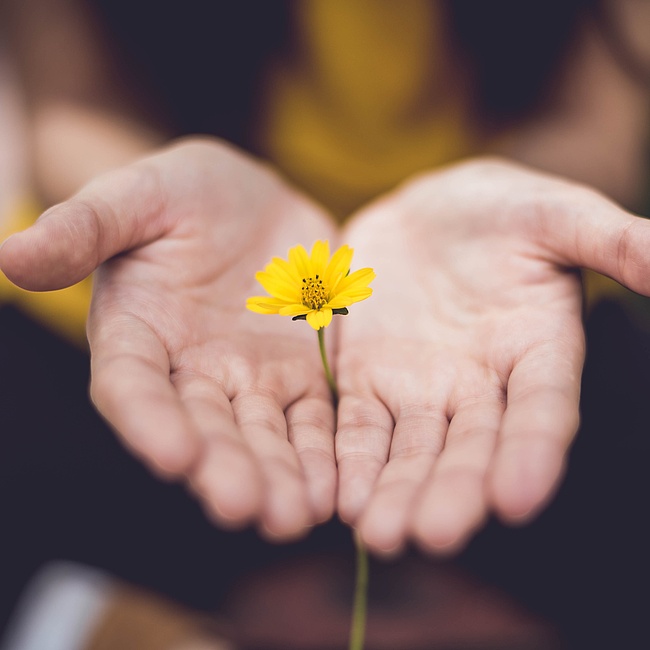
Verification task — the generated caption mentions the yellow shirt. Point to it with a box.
[257,0,475,221]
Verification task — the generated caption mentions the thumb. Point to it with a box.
[0,162,168,291]
[538,187,650,296]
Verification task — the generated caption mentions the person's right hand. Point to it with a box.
[0,138,338,540]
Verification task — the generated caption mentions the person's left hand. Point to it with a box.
[334,158,650,555]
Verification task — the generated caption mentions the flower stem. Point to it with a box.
[315,328,368,650]
[317,327,338,403]
[349,530,369,650]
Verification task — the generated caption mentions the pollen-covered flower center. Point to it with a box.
[301,275,328,310]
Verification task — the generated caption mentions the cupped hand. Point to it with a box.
[0,138,338,539]
[335,158,650,555]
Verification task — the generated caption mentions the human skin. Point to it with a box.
[0,139,339,540]
[3,142,650,551]
[337,158,650,554]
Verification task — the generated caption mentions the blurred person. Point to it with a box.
[1,1,650,647]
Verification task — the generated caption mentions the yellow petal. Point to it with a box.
[278,303,311,316]
[310,240,330,276]
[266,256,302,285]
[255,271,301,302]
[324,245,354,290]
[306,308,333,330]
[288,244,313,280]
[246,297,289,314]
[333,267,376,294]
[327,287,373,309]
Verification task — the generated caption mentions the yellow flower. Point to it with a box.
[247,240,375,330]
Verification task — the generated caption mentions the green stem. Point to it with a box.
[349,530,369,650]
[317,327,338,403]
[316,328,368,650]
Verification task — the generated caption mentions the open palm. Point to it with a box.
[5,149,650,553]
[0,139,338,539]
[336,159,650,554]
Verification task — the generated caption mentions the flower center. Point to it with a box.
[302,275,328,309]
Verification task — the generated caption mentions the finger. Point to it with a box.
[173,375,265,529]
[335,394,394,525]
[89,313,202,478]
[286,394,337,524]
[411,396,503,555]
[487,339,583,524]
[538,187,650,295]
[356,407,448,556]
[231,390,313,540]
[0,161,170,291]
